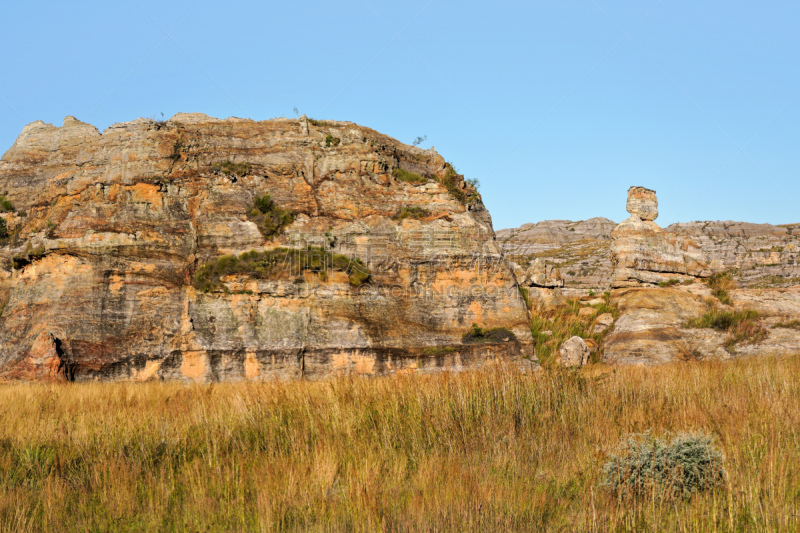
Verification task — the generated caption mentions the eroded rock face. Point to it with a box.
[0,114,535,382]
[497,208,799,292]
[611,187,711,288]
[496,218,615,290]
[603,285,800,365]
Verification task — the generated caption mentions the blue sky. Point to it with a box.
[1,1,798,229]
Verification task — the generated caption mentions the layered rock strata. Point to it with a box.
[498,217,799,292]
[0,113,535,382]
[610,187,711,288]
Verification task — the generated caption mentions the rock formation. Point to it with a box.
[498,215,799,293]
[610,186,712,288]
[0,113,535,382]
[496,218,615,291]
[556,336,589,367]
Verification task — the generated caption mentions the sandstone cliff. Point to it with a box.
[0,113,534,381]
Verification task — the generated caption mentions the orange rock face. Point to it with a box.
[0,113,534,381]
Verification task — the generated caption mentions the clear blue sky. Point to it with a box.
[1,1,798,229]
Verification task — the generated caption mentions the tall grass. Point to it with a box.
[531,297,618,364]
[2,357,800,531]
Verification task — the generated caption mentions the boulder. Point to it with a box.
[557,336,590,367]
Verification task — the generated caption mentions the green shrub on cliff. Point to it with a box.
[194,247,369,293]
[462,323,517,344]
[248,194,295,237]
[0,195,14,213]
[212,161,252,177]
[0,218,7,240]
[392,168,428,185]
[393,206,430,220]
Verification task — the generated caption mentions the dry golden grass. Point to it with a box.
[2,356,800,531]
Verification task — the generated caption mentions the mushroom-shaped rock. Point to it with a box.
[626,186,658,221]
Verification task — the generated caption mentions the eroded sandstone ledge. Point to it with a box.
[0,113,535,382]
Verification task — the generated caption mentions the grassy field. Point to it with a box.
[2,356,800,531]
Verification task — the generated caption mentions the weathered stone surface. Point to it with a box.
[611,187,711,288]
[593,313,614,334]
[497,202,799,292]
[0,114,535,382]
[625,186,658,221]
[512,258,564,288]
[557,336,589,367]
[603,286,800,365]
[497,218,615,290]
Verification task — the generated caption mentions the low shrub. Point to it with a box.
[462,323,517,344]
[775,320,800,330]
[170,139,184,163]
[686,308,759,331]
[0,195,13,213]
[603,431,725,500]
[212,161,252,177]
[194,247,369,293]
[392,168,428,185]
[658,278,681,287]
[308,118,331,127]
[249,194,295,237]
[325,135,341,148]
[0,218,7,240]
[393,206,430,220]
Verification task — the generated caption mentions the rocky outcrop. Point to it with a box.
[665,222,800,288]
[0,113,535,382]
[498,205,799,293]
[610,187,711,288]
[512,258,564,288]
[602,285,800,365]
[496,218,615,290]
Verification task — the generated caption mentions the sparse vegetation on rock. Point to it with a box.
[462,323,516,344]
[685,307,767,350]
[392,206,430,220]
[212,161,252,177]
[707,271,736,305]
[392,168,427,184]
[531,295,618,364]
[194,247,369,293]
